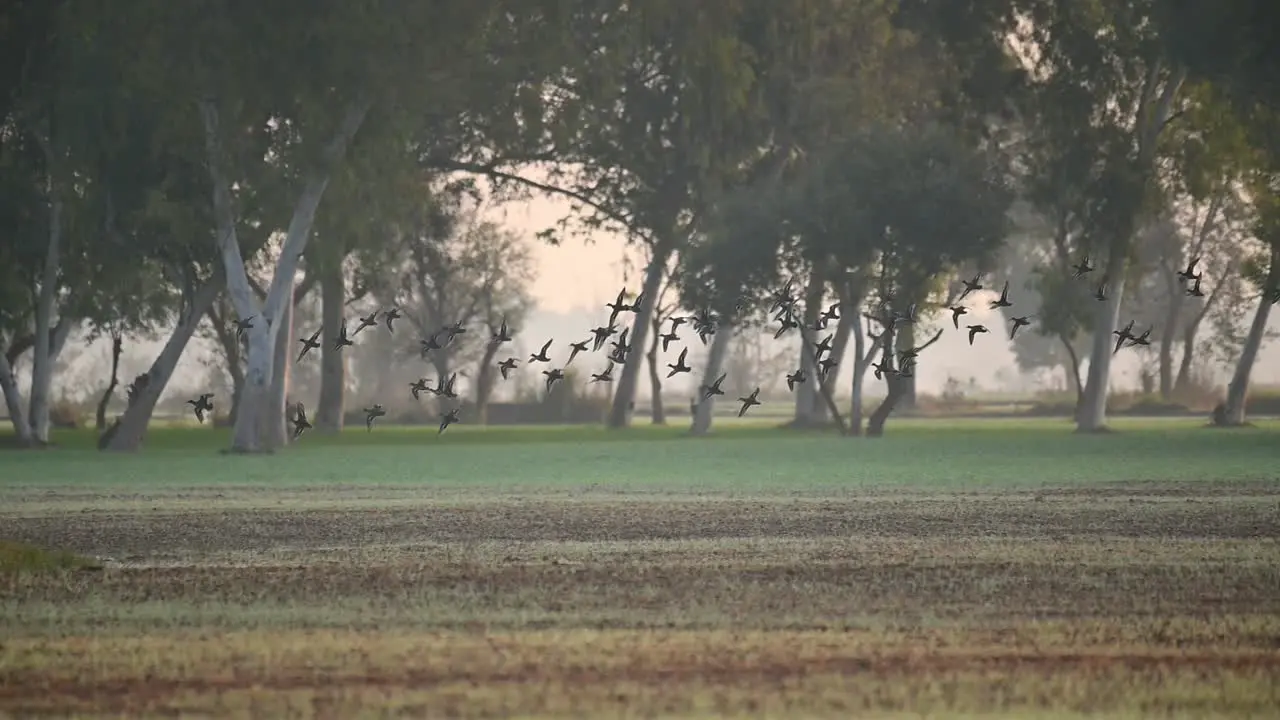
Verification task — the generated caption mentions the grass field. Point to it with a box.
[2,419,1279,718]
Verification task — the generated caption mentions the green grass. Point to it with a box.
[2,417,1276,492]
[0,540,102,574]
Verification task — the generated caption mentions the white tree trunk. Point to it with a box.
[0,350,34,445]
[105,275,224,451]
[1077,269,1127,432]
[690,325,734,436]
[606,245,672,428]
[200,98,370,452]
[28,194,63,444]
[265,285,295,449]
[1222,248,1279,424]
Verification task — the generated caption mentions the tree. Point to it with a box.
[387,190,535,421]
[1008,0,1189,432]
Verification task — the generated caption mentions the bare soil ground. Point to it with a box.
[3,479,1279,718]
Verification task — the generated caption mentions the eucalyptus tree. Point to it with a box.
[98,0,564,452]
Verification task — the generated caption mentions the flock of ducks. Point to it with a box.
[186,253,1211,437]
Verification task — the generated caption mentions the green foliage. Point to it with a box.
[0,540,100,574]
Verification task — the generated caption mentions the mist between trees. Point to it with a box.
[1,0,1277,450]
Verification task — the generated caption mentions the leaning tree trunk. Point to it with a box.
[646,318,666,425]
[264,287,295,450]
[0,352,35,446]
[690,326,733,436]
[105,277,223,451]
[95,334,124,431]
[1077,253,1129,432]
[813,311,852,425]
[1158,284,1184,400]
[1221,247,1279,425]
[607,243,672,429]
[316,261,346,432]
[865,324,903,437]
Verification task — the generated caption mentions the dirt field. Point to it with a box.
[3,480,1279,718]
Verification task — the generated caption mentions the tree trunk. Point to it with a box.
[690,325,733,436]
[207,303,246,424]
[1221,247,1279,425]
[849,308,866,436]
[0,351,35,445]
[105,276,223,451]
[898,323,917,410]
[814,311,852,425]
[201,98,367,452]
[1174,327,1197,394]
[1056,332,1084,416]
[792,272,823,427]
[473,340,501,424]
[28,194,64,445]
[95,334,124,431]
[264,286,294,450]
[316,261,346,432]
[1158,282,1183,400]
[865,324,901,437]
[1077,255,1128,432]
[646,317,666,425]
[606,244,671,429]
[28,319,74,443]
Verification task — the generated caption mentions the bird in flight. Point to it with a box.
[352,309,379,337]
[606,289,630,326]
[529,339,553,363]
[818,303,840,330]
[590,324,616,352]
[436,373,459,399]
[566,339,590,365]
[701,372,727,401]
[988,281,1012,310]
[409,377,430,400]
[491,317,514,346]
[871,360,896,380]
[543,367,565,394]
[737,388,762,417]
[1185,277,1205,297]
[296,328,322,362]
[1009,315,1031,339]
[291,403,312,439]
[442,320,467,346]
[363,404,386,432]
[628,293,645,313]
[966,324,989,345]
[1177,257,1201,283]
[817,357,838,379]
[333,321,354,352]
[958,274,983,301]
[498,357,519,379]
[949,306,968,329]
[438,407,460,435]
[383,307,402,333]
[234,316,254,340]
[659,323,680,351]
[1128,326,1152,348]
[608,328,631,364]
[1094,281,1108,302]
[786,368,807,391]
[773,312,800,339]
[667,347,692,378]
[1071,255,1094,278]
[590,362,615,383]
[1112,320,1136,354]
[420,330,444,355]
[187,393,214,424]
[813,333,834,359]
